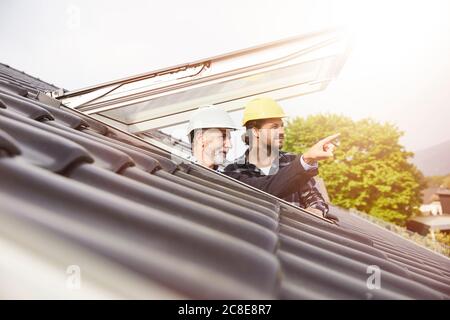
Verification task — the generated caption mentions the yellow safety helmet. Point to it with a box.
[241,97,286,126]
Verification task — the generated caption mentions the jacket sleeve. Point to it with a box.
[299,178,328,209]
[223,155,318,198]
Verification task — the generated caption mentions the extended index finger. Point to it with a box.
[320,133,341,144]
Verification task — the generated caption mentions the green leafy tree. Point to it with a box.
[284,114,425,225]
[425,174,450,188]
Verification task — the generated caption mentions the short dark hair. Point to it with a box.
[245,119,264,130]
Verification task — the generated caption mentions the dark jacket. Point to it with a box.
[223,151,328,212]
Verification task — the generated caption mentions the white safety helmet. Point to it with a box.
[187,105,240,138]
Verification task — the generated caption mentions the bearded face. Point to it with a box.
[200,128,232,166]
[252,118,284,157]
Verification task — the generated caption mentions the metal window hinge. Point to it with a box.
[39,91,62,108]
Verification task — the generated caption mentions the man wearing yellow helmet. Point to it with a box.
[223,97,339,218]
[187,105,334,209]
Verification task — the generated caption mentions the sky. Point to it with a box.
[1,0,449,152]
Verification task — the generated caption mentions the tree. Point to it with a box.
[283,114,425,225]
[425,174,450,188]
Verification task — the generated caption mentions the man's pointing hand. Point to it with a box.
[303,133,340,164]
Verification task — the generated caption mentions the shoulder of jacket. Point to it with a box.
[279,151,298,161]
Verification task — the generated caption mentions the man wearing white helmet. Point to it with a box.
[187,106,335,220]
[187,105,239,170]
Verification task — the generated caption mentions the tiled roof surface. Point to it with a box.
[0,63,59,95]
[0,64,449,299]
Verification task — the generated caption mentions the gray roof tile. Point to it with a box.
[0,63,449,299]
